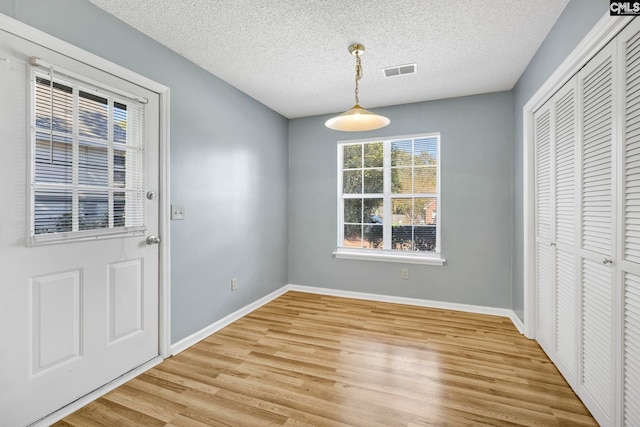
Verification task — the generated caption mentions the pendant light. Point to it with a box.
[325,43,390,132]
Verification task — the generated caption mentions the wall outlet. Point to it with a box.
[171,204,185,220]
[231,278,238,291]
[401,268,409,280]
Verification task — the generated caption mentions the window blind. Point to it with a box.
[31,68,146,243]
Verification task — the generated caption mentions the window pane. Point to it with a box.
[363,198,383,222]
[114,192,126,227]
[415,197,437,225]
[414,137,438,166]
[79,191,109,230]
[391,139,412,166]
[414,166,437,193]
[391,225,412,250]
[344,224,362,248]
[363,142,383,167]
[35,134,72,184]
[79,141,108,186]
[343,145,362,169]
[35,77,73,133]
[344,198,362,223]
[79,91,108,140]
[343,170,362,194]
[364,225,382,249]
[391,168,412,194]
[114,148,126,188]
[114,102,127,144]
[364,169,383,193]
[34,189,72,234]
[392,198,412,225]
[414,226,436,252]
[363,198,383,250]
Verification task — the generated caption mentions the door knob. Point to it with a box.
[602,257,612,265]
[146,235,161,245]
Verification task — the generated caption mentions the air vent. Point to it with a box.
[382,63,417,78]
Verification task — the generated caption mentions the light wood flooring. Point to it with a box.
[56,291,596,426]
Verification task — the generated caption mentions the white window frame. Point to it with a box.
[334,133,445,266]
[28,60,148,245]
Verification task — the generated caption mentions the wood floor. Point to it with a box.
[55,291,596,426]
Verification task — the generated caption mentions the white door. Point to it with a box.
[0,29,160,426]
[534,101,556,356]
[577,40,616,427]
[618,17,640,427]
[534,76,580,392]
[551,76,579,390]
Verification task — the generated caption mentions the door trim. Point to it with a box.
[0,9,172,359]
[522,12,631,339]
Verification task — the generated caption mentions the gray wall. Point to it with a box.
[0,0,290,343]
[0,0,612,340]
[289,92,514,308]
[511,0,608,320]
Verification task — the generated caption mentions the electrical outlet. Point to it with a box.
[401,268,409,280]
[231,278,238,291]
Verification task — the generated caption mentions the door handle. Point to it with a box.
[602,257,613,265]
[146,235,161,245]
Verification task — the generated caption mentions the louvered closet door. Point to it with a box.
[619,18,640,427]
[534,102,555,356]
[552,77,579,390]
[577,40,616,427]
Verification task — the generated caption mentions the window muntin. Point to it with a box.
[338,134,440,256]
[31,71,146,244]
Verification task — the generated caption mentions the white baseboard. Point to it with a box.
[170,286,290,356]
[287,284,526,334]
[171,284,527,358]
[31,357,163,427]
[509,312,525,335]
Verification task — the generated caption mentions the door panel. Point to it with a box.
[534,104,555,355]
[0,29,160,426]
[578,41,616,427]
[555,247,578,382]
[620,17,640,426]
[552,77,579,388]
[623,272,640,426]
[108,259,144,343]
[30,270,82,374]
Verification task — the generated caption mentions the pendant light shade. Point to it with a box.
[324,104,390,132]
[325,43,390,132]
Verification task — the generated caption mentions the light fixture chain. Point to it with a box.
[354,50,362,105]
[324,42,389,131]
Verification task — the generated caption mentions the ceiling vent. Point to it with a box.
[382,63,417,78]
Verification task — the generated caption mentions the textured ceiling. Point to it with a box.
[88,0,569,119]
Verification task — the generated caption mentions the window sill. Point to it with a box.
[333,249,446,266]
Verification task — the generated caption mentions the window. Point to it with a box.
[30,67,147,244]
[336,134,443,265]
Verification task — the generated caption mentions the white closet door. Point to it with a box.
[619,17,640,427]
[578,40,616,427]
[553,77,579,389]
[534,103,555,355]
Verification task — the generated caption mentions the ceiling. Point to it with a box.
[87,0,570,119]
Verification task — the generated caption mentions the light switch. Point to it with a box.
[171,204,185,220]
